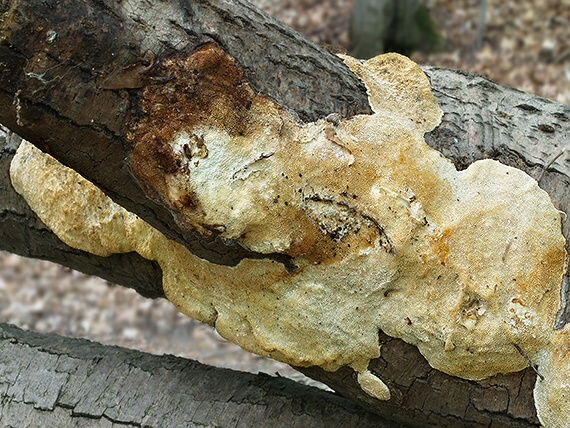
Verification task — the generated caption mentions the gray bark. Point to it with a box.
[0,322,393,427]
[0,0,569,426]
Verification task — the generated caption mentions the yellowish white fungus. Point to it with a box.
[10,53,567,426]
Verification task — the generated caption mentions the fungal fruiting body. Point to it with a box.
[10,48,567,426]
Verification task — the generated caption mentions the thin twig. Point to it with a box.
[538,148,566,184]
[514,343,544,380]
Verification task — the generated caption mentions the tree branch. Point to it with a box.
[0,322,392,427]
[0,0,370,268]
[1,0,569,426]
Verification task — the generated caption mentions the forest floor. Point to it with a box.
[254,0,570,105]
[1,0,568,383]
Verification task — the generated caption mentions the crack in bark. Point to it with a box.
[0,323,393,426]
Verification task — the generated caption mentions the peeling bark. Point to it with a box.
[0,0,569,427]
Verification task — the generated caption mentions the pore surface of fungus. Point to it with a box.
[10,48,567,426]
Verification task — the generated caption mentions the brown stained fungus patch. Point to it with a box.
[11,48,570,427]
[128,42,257,141]
[124,41,391,260]
[125,42,256,230]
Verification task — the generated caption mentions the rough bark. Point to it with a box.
[0,322,394,427]
[0,0,569,427]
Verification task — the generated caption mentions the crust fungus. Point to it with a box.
[10,45,568,426]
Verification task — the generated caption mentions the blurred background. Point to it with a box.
[1,0,569,383]
[253,0,570,104]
